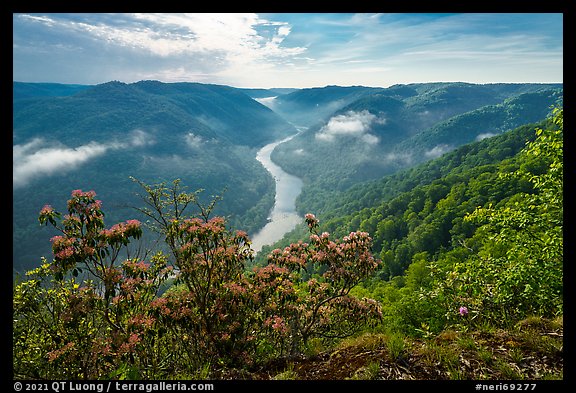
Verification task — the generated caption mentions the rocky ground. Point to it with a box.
[216,317,563,381]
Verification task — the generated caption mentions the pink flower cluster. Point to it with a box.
[264,315,288,334]
[40,204,54,216]
[178,217,226,237]
[50,235,77,262]
[67,190,103,218]
[305,213,319,229]
[47,342,76,363]
[100,219,142,244]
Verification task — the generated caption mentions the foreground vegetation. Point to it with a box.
[13,109,562,380]
[254,317,563,380]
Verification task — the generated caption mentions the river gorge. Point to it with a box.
[250,131,304,253]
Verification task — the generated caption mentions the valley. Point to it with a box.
[250,129,305,253]
[12,12,564,382]
[12,80,563,381]
[13,80,562,274]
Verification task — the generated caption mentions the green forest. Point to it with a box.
[13,108,563,380]
[13,80,295,273]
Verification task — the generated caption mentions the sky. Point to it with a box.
[12,13,563,88]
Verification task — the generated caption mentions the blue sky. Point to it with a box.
[12,13,563,88]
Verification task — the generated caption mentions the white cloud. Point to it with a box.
[424,144,453,159]
[315,110,382,144]
[383,151,413,165]
[184,132,204,149]
[129,129,156,147]
[13,130,154,188]
[13,139,109,188]
[13,13,562,88]
[16,13,307,82]
[361,133,380,145]
[475,132,498,141]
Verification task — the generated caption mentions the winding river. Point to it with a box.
[250,131,304,253]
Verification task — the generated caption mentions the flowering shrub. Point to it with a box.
[14,184,382,379]
[39,189,143,280]
[268,213,382,351]
[16,190,172,379]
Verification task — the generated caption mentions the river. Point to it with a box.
[250,131,304,253]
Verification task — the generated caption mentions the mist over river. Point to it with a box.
[250,130,304,253]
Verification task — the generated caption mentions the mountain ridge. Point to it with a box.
[270,83,562,213]
[13,80,300,273]
[12,80,564,381]
[13,80,562,275]
[13,80,296,148]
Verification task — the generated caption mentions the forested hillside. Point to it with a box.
[13,81,561,275]
[13,81,296,273]
[271,83,562,213]
[348,108,563,338]
[13,80,296,148]
[13,108,563,380]
[318,121,552,279]
[259,107,562,333]
[13,82,92,99]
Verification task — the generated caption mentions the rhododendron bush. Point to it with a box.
[13,181,381,379]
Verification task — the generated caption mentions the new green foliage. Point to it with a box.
[13,104,563,380]
[450,108,563,321]
[338,109,563,335]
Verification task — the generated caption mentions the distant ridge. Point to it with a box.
[13,82,92,100]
